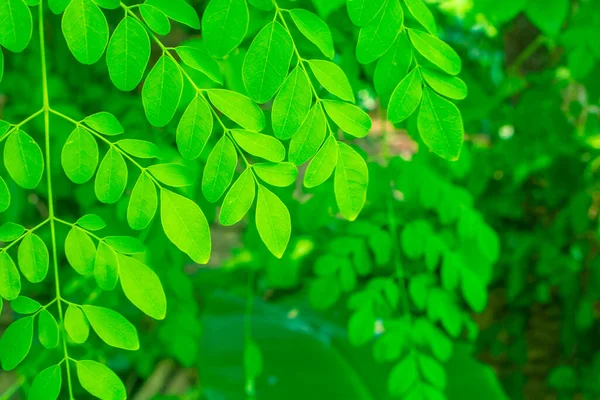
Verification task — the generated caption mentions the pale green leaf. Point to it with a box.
[29,365,62,400]
[104,236,144,254]
[0,0,32,53]
[17,233,49,283]
[242,21,293,103]
[160,189,211,264]
[408,28,461,75]
[308,59,355,102]
[10,296,40,314]
[255,185,291,258]
[289,9,334,59]
[62,0,109,64]
[0,316,33,370]
[0,222,24,241]
[374,33,412,106]
[0,176,10,212]
[107,16,151,91]
[82,305,139,350]
[65,305,89,343]
[94,241,118,290]
[38,309,59,349]
[118,253,167,319]
[417,88,464,160]
[322,100,371,138]
[61,127,99,184]
[346,0,386,26]
[404,0,437,34]
[84,112,123,135]
[65,227,96,276]
[177,95,213,160]
[4,129,44,189]
[253,162,297,187]
[334,143,368,221]
[388,68,423,123]
[208,89,265,131]
[117,139,162,159]
[421,68,467,100]
[146,0,200,29]
[304,135,338,188]
[76,360,126,400]
[202,135,237,202]
[219,168,255,226]
[271,67,312,140]
[148,163,192,187]
[76,214,106,230]
[202,0,249,58]
[356,0,403,64]
[140,4,171,36]
[142,55,184,127]
[231,129,285,162]
[289,103,326,165]
[127,173,157,231]
[94,148,128,204]
[0,252,21,300]
[176,43,222,84]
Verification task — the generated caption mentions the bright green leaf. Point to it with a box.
[142,55,184,127]
[145,0,200,29]
[0,222,24,241]
[76,360,126,400]
[422,68,467,100]
[304,135,338,188]
[202,0,249,58]
[253,162,298,187]
[127,173,157,231]
[388,68,423,123]
[322,100,371,137]
[0,316,33,370]
[94,148,128,204]
[308,59,355,102]
[83,112,123,135]
[76,214,106,230]
[107,16,150,91]
[62,0,109,64]
[117,139,162,159]
[0,252,21,300]
[356,0,403,64]
[29,365,62,400]
[289,103,327,165]
[289,9,334,59]
[94,241,119,290]
[65,227,96,275]
[219,169,256,226]
[17,233,48,283]
[4,130,44,189]
[38,309,59,349]
[0,0,32,53]
[334,143,368,221]
[177,95,213,160]
[176,44,222,84]
[82,305,139,350]
[208,89,265,131]
[0,176,10,212]
[140,4,171,36]
[231,130,285,162]
[202,135,238,202]
[65,305,89,343]
[346,0,386,26]
[408,28,461,75]
[374,33,412,106]
[10,296,41,314]
[255,185,291,258]
[118,253,167,319]
[404,0,437,34]
[271,67,312,140]
[104,236,144,254]
[61,127,99,184]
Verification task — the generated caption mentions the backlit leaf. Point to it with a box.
[408,28,461,75]
[107,16,151,91]
[82,305,140,350]
[94,241,119,290]
[356,0,403,64]
[17,233,49,283]
[65,305,89,343]
[176,44,222,84]
[62,0,109,64]
[208,89,266,131]
[0,252,21,300]
[84,112,123,135]
[0,316,33,370]
[322,100,371,138]
[4,130,44,189]
[177,96,213,160]
[148,163,192,187]
[404,0,437,34]
[0,176,10,212]
[95,148,128,204]
[255,185,291,258]
[417,88,463,160]
[374,33,412,105]
[76,360,126,400]
[65,227,96,276]
[334,143,368,221]
[304,135,338,188]
[290,9,334,59]
[145,0,200,29]
[202,135,238,202]
[76,214,106,230]
[272,67,312,140]
[421,68,467,100]
[140,4,171,36]
[203,0,249,58]
[127,173,157,231]
[117,139,162,159]
[346,0,386,26]
[38,309,59,349]
[29,365,62,400]
[231,130,285,162]
[61,127,99,184]
[308,60,355,102]
[219,169,256,226]
[0,0,32,53]
[289,103,327,165]
[388,68,423,123]
[118,253,167,319]
[10,296,41,314]
[253,162,298,187]
[142,55,184,127]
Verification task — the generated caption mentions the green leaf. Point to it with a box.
[118,253,167,319]
[408,28,461,75]
[104,236,144,254]
[203,0,249,58]
[117,139,162,159]
[65,305,89,343]
[84,112,123,135]
[255,185,291,258]
[4,129,44,189]
[388,356,418,396]
[140,4,171,36]
[422,68,467,100]
[61,127,99,184]
[242,21,293,103]
[307,60,355,102]
[253,162,298,187]
[304,135,338,188]
[107,16,151,91]
[49,0,71,14]
[346,0,386,26]
[145,0,200,29]
[11,296,41,314]
[231,130,285,162]
[219,169,256,226]
[404,0,437,34]
[289,103,327,165]
[76,214,106,230]
[525,0,568,37]
[62,0,109,64]
[461,268,487,313]
[142,55,184,127]
[208,89,266,131]
[388,68,423,123]
[0,252,20,300]
[76,360,126,400]
[0,222,24,241]
[271,67,312,140]
[160,189,211,264]
[248,0,272,10]
[177,96,213,160]
[65,227,96,275]
[127,173,157,231]
[82,305,139,350]
[94,148,128,204]
[147,163,192,187]
[289,9,334,59]
[310,276,340,309]
[202,135,238,202]
[334,143,368,221]
[29,365,62,400]
[356,0,403,64]
[17,233,48,283]
[419,354,447,389]
[176,44,222,84]
[0,48,3,82]
[348,307,375,346]
[417,88,463,161]
[0,316,33,370]
[94,241,119,290]
[0,176,10,212]
[0,0,32,53]
[322,100,371,138]
[38,309,59,349]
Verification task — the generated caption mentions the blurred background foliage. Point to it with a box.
[2,0,600,399]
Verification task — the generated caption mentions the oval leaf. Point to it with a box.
[17,233,49,283]
[142,55,184,127]
[61,127,99,184]
[4,130,44,189]
[334,143,368,221]
[94,148,128,204]
[82,305,140,350]
[255,185,291,258]
[417,88,463,160]
[202,135,238,203]
[219,169,256,226]
[127,173,158,231]
[271,67,312,140]
[118,253,167,320]
[62,0,109,64]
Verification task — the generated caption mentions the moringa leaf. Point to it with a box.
[334,143,368,221]
[253,162,298,187]
[94,241,119,291]
[37,310,59,349]
[208,89,266,131]
[176,44,222,84]
[103,236,144,254]
[117,139,162,159]
[29,365,62,400]
[148,163,192,187]
[118,253,167,319]
[62,0,109,64]
[404,0,437,34]
[0,222,25,241]
[220,168,256,226]
[0,176,10,212]
[0,0,32,53]
[84,112,123,135]
[346,0,386,26]
[421,68,467,100]
[61,127,99,184]
[322,100,372,138]
[304,135,338,188]
[65,305,90,343]
[10,296,41,314]
[308,59,355,102]
[76,214,106,231]
[202,135,238,202]
[408,28,461,75]
[65,227,96,276]
[76,360,126,400]
[374,33,412,106]
[255,185,291,258]
[272,67,312,140]
[145,0,200,29]
[289,9,334,59]
[356,0,403,64]
[0,316,33,370]
[17,233,49,283]
[289,103,327,166]
[4,130,44,189]
[142,55,184,127]
[203,0,249,58]
[82,305,140,350]
[388,68,423,123]
[94,148,128,204]
[127,173,158,230]
[140,4,171,36]
[177,95,213,160]
[0,252,21,301]
[231,130,286,162]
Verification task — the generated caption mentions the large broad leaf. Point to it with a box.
[4,130,44,189]
[242,21,293,103]
[0,0,32,53]
[202,0,249,58]
[142,55,183,127]
[255,185,291,258]
[356,0,403,64]
[62,0,109,64]
[334,143,368,221]
[272,67,312,140]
